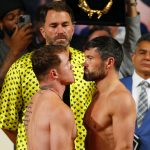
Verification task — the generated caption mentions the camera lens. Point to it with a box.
[19,16,25,23]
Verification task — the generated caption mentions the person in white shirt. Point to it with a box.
[121,33,150,150]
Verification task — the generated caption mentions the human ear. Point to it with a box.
[50,69,59,79]
[106,57,114,69]
[39,26,46,39]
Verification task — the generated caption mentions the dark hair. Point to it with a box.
[137,33,150,45]
[32,45,67,81]
[0,0,24,20]
[84,36,123,71]
[88,26,112,39]
[37,1,75,25]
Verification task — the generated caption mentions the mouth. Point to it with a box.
[54,38,68,46]
[55,35,67,40]
[84,68,89,74]
[141,63,150,68]
[56,38,66,41]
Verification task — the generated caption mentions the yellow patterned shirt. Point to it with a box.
[0,47,95,150]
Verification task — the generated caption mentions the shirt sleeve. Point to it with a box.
[0,61,22,131]
[120,14,141,78]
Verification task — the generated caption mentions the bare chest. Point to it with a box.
[84,95,112,132]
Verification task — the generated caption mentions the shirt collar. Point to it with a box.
[133,71,150,87]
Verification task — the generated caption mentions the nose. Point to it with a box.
[145,52,150,60]
[56,25,65,34]
[83,61,88,67]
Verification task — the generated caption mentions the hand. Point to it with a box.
[125,0,138,17]
[5,23,33,57]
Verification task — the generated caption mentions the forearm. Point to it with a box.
[124,1,141,51]
[2,129,17,144]
[124,17,141,51]
[126,1,138,17]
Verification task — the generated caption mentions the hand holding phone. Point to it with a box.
[17,15,31,28]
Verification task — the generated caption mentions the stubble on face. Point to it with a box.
[84,62,106,81]
[43,11,74,47]
[45,32,71,47]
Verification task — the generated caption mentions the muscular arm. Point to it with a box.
[111,92,136,150]
[50,105,76,150]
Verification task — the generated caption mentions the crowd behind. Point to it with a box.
[0,0,150,150]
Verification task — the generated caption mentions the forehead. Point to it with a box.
[136,41,150,52]
[84,47,99,55]
[45,10,72,23]
[2,8,23,21]
[4,8,23,16]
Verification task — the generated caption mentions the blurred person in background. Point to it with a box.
[0,0,33,91]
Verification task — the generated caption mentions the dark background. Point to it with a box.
[22,0,126,26]
[66,0,126,26]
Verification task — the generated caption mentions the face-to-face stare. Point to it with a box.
[57,52,74,85]
[1,9,24,34]
[132,41,150,79]
[40,10,74,47]
[83,48,106,81]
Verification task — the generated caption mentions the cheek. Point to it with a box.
[66,27,74,35]
[3,21,15,30]
[134,57,141,64]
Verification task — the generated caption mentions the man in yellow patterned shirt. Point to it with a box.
[0,1,95,150]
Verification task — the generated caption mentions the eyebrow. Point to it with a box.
[138,48,149,52]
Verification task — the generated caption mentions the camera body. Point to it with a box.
[17,15,31,27]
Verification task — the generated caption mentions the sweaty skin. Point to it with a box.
[25,89,77,150]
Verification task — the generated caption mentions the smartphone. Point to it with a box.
[17,15,31,28]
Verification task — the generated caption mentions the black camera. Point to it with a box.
[18,15,31,27]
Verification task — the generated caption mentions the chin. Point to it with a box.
[68,79,75,84]
[55,40,68,46]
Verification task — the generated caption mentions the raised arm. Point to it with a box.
[120,0,141,77]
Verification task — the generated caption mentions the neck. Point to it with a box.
[96,71,119,92]
[39,83,65,100]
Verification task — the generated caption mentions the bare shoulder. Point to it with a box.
[53,102,74,122]
[109,82,135,113]
[31,90,73,118]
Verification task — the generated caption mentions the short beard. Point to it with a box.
[84,64,106,82]
[84,71,105,81]
[45,35,71,47]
